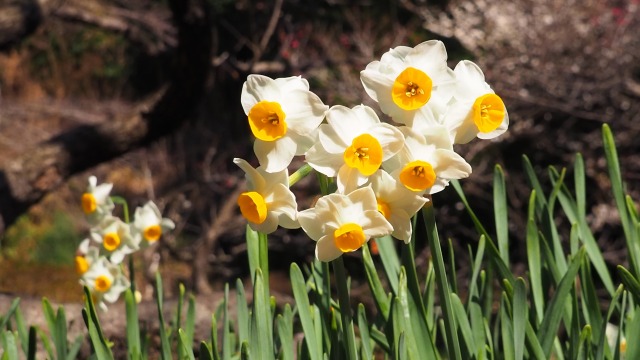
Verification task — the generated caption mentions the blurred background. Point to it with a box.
[0,0,639,310]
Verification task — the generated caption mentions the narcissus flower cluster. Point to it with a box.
[237,40,509,262]
[76,176,175,311]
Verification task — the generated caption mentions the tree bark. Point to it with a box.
[0,0,212,235]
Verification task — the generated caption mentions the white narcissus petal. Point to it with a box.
[109,251,126,265]
[347,186,379,211]
[298,208,326,241]
[78,238,91,254]
[409,104,441,131]
[282,89,328,135]
[315,235,344,262]
[290,129,319,156]
[241,75,281,113]
[252,212,279,234]
[325,105,367,145]
[274,76,309,92]
[361,210,394,238]
[305,143,342,177]
[453,60,489,99]
[381,45,412,67]
[367,124,405,161]
[389,208,413,243]
[360,64,392,104]
[433,149,472,179]
[444,101,477,145]
[254,136,297,173]
[405,40,448,68]
[337,165,366,194]
[422,124,454,151]
[234,158,267,193]
[318,123,349,154]
[405,41,452,82]
[260,165,289,189]
[278,213,300,229]
[161,218,175,231]
[268,184,298,221]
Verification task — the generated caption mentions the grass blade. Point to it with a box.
[276,304,294,360]
[513,278,527,360]
[125,289,142,358]
[494,165,510,265]
[0,298,20,330]
[155,273,173,360]
[538,248,585,356]
[178,328,196,360]
[357,304,373,360]
[291,263,321,360]
[82,287,113,359]
[250,269,274,360]
[422,203,461,360]
[526,191,544,323]
[362,245,390,319]
[376,235,401,294]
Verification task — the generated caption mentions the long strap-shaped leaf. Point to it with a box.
[82,287,113,359]
[155,273,173,360]
[291,263,322,360]
[537,247,586,356]
[422,204,461,360]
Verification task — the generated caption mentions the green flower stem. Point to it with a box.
[110,196,130,223]
[289,163,313,187]
[332,256,358,360]
[128,255,136,293]
[258,231,270,300]
[422,202,462,360]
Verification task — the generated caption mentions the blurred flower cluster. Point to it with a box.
[236,40,509,262]
[75,176,175,310]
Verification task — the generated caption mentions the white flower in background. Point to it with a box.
[305,105,404,193]
[90,216,138,264]
[241,74,329,172]
[384,127,471,194]
[80,256,130,311]
[81,176,114,224]
[298,187,393,262]
[369,170,428,243]
[606,323,627,357]
[234,158,299,234]
[442,60,509,144]
[360,40,456,127]
[75,239,100,275]
[132,201,175,247]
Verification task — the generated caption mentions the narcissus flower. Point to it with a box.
[75,239,100,275]
[305,105,404,193]
[298,187,393,262]
[370,170,428,243]
[80,256,130,311]
[241,75,329,172]
[360,40,455,127]
[234,158,299,234]
[131,201,175,247]
[442,60,509,144]
[90,216,138,264]
[384,127,471,194]
[81,176,114,224]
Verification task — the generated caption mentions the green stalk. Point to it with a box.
[110,195,130,223]
[258,231,270,295]
[332,256,359,359]
[422,202,461,360]
[289,163,313,186]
